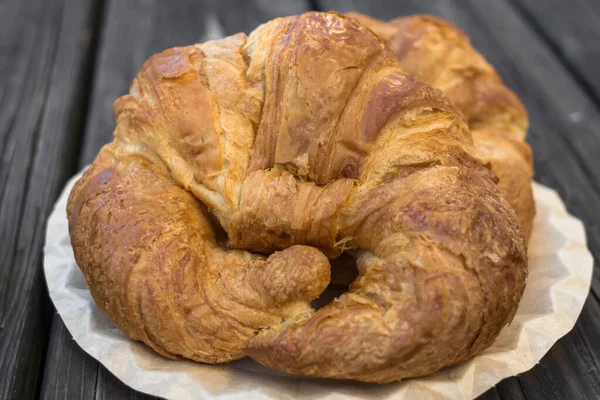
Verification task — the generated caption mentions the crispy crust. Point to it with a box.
[347,13,535,238]
[67,12,527,382]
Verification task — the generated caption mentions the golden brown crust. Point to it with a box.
[68,144,331,363]
[347,13,535,238]
[68,12,528,382]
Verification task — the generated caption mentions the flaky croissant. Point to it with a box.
[347,13,535,239]
[67,12,527,383]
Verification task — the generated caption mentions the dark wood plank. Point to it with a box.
[495,378,527,400]
[477,387,503,400]
[39,313,98,399]
[516,294,600,399]
[42,1,312,398]
[508,0,600,105]
[0,0,100,398]
[317,1,600,400]
[43,314,162,399]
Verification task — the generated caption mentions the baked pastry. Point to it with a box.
[347,13,535,239]
[67,11,527,383]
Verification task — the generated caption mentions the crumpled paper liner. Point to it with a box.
[44,171,593,400]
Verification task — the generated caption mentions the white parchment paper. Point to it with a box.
[44,171,594,400]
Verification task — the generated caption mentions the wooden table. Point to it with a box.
[1,0,599,399]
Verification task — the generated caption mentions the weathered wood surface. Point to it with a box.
[0,0,597,398]
[510,0,600,105]
[0,0,100,398]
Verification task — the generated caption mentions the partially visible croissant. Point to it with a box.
[67,12,527,382]
[347,13,535,239]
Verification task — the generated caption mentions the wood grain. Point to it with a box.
[41,1,312,398]
[508,0,600,105]
[516,294,600,399]
[0,0,100,398]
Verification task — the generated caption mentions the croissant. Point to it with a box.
[67,12,527,383]
[347,13,535,239]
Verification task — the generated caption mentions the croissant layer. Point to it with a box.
[348,13,535,238]
[68,12,527,382]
